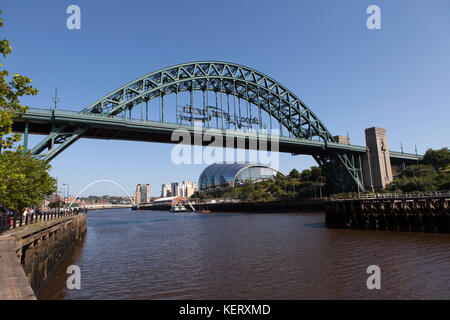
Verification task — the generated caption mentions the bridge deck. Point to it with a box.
[12,108,421,164]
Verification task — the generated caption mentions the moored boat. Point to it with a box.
[169,203,188,213]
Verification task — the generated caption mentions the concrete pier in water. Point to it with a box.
[326,194,450,233]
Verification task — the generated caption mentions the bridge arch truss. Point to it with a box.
[30,61,365,191]
[82,61,333,143]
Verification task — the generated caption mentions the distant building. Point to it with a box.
[135,184,151,204]
[161,184,172,197]
[171,182,181,197]
[199,162,283,192]
[161,181,198,198]
[181,181,199,198]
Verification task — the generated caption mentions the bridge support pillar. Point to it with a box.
[362,127,393,191]
[22,120,29,155]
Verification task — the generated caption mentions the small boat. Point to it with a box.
[169,203,188,213]
[199,209,211,214]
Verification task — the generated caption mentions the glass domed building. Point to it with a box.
[198,162,283,192]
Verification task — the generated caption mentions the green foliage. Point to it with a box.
[385,163,450,193]
[0,11,38,151]
[288,168,300,179]
[310,166,323,182]
[0,12,56,211]
[199,165,328,202]
[0,151,57,210]
[423,147,450,172]
[401,164,434,178]
[275,172,285,180]
[385,148,449,193]
[300,169,312,181]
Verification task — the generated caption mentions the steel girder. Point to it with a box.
[81,61,333,141]
[30,61,365,190]
[314,152,365,192]
[30,118,88,161]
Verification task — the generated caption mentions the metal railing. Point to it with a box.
[22,108,369,147]
[332,190,450,200]
[0,207,87,236]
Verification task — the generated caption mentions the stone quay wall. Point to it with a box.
[0,213,87,299]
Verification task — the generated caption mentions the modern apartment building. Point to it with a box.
[171,182,181,197]
[134,184,151,204]
[161,184,172,197]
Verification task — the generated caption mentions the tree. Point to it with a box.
[0,151,57,210]
[310,166,322,182]
[0,10,38,151]
[385,159,450,193]
[0,12,56,211]
[275,172,285,180]
[288,168,301,179]
[423,148,450,172]
[300,169,312,181]
[402,164,434,178]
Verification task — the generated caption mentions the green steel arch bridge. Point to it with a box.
[12,61,421,192]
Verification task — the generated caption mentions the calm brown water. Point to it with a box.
[40,208,450,299]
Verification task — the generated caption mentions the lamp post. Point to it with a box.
[54,175,58,206]
[63,184,70,203]
[58,188,64,210]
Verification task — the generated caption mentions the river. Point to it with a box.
[40,208,450,299]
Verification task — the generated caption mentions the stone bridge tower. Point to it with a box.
[362,127,393,191]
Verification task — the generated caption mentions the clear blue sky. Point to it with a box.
[2,0,449,197]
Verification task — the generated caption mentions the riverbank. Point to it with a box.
[133,200,325,213]
[0,213,86,299]
[82,205,132,210]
